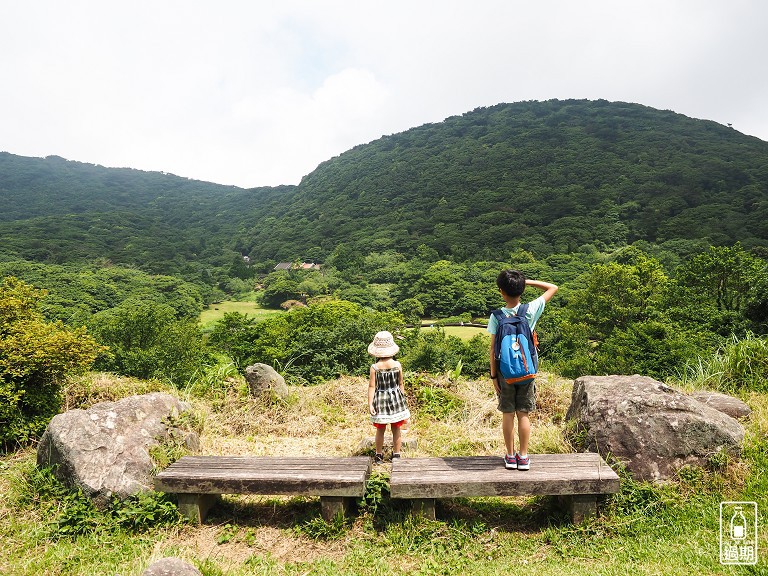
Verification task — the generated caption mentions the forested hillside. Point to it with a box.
[240,99,768,262]
[2,98,768,451]
[0,152,291,277]
[3,99,768,276]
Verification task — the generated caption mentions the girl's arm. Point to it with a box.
[397,361,405,394]
[368,366,377,415]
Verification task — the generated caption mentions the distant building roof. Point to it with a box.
[273,262,322,271]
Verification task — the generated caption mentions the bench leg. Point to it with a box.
[320,496,353,521]
[410,498,436,520]
[177,493,219,525]
[561,495,598,524]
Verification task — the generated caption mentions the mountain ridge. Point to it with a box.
[2,99,768,275]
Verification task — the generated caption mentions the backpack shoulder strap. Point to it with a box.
[516,303,529,319]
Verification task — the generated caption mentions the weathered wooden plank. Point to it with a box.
[158,469,369,482]
[154,455,372,497]
[155,476,369,496]
[391,453,607,471]
[162,457,371,472]
[389,455,619,499]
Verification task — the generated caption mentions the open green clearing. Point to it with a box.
[421,324,487,341]
[199,299,282,329]
[2,372,767,575]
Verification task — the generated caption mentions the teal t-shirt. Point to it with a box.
[486,296,546,334]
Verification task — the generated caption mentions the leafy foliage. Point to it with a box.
[0,277,104,448]
[87,299,209,386]
[21,465,181,537]
[208,300,404,382]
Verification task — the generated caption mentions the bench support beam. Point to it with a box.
[177,493,219,525]
[410,498,436,520]
[559,494,599,524]
[319,496,354,521]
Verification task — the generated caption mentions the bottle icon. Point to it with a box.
[730,506,747,540]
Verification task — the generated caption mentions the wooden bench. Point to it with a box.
[154,455,372,524]
[390,453,620,523]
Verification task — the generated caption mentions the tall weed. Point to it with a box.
[679,333,768,392]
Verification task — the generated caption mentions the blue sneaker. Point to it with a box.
[516,453,530,471]
[504,454,517,470]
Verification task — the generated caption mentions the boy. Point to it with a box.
[488,270,558,470]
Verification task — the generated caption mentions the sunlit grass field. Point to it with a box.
[198,299,282,329]
[2,370,766,575]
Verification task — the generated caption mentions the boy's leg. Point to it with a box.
[516,411,530,455]
[502,412,516,455]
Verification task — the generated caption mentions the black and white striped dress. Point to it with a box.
[371,366,410,424]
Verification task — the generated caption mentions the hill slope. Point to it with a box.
[2,99,768,274]
[239,99,768,262]
[0,153,293,273]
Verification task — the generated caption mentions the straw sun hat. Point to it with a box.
[367,330,400,357]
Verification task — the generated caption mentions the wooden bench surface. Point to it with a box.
[390,453,620,499]
[154,456,371,497]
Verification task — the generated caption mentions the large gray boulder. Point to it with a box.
[565,375,744,481]
[37,392,198,508]
[142,558,202,576]
[244,363,289,400]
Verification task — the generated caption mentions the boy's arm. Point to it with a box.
[526,279,558,302]
[489,335,500,394]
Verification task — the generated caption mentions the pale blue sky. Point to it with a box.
[1,1,766,188]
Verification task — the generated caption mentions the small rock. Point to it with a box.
[244,363,289,400]
[142,557,202,576]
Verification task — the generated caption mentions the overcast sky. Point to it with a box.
[1,1,766,189]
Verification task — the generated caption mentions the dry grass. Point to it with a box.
[7,371,767,575]
[63,372,173,410]
[189,371,573,460]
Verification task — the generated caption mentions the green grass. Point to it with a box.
[198,299,281,329]
[420,324,487,341]
[2,374,767,575]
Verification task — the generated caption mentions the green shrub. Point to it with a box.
[88,299,209,386]
[22,466,181,537]
[399,328,488,377]
[209,300,404,382]
[0,277,104,448]
[408,374,465,420]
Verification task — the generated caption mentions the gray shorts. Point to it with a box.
[496,378,536,413]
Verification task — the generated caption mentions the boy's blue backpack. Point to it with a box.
[492,303,538,386]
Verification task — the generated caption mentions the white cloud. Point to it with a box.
[1,1,767,188]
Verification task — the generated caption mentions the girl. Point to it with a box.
[367,331,410,463]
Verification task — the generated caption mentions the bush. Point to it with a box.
[88,299,209,386]
[209,300,405,382]
[399,328,488,377]
[0,277,104,448]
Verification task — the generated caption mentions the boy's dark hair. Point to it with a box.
[496,269,526,297]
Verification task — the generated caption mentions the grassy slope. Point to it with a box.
[1,373,767,575]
